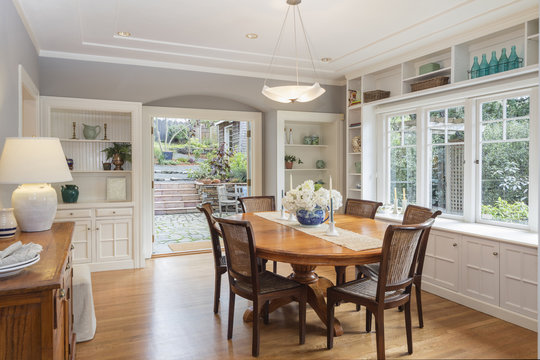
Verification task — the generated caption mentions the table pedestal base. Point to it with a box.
[243,264,343,336]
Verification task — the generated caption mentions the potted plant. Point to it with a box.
[285,154,303,169]
[102,142,132,170]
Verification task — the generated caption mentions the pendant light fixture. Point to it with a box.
[262,0,325,103]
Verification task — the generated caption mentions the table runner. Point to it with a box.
[254,212,383,251]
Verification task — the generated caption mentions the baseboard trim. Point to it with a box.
[88,260,135,272]
[423,282,537,332]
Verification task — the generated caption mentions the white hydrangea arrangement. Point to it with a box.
[282,180,343,213]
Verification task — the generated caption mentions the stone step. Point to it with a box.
[154,183,196,190]
[154,189,199,195]
[154,200,200,209]
[154,207,198,215]
[154,194,200,201]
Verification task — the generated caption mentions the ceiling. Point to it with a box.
[13,0,538,85]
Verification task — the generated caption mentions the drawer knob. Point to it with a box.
[113,211,116,214]
[70,212,74,216]
[452,243,458,247]
[493,252,498,256]
[96,227,99,231]
[59,289,66,299]
[87,227,91,231]
[71,244,75,250]
[66,263,71,271]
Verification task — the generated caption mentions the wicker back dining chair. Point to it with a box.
[356,204,441,327]
[327,219,435,360]
[334,199,383,286]
[214,216,307,357]
[197,202,227,314]
[238,196,278,273]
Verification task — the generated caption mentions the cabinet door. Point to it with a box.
[72,220,92,264]
[423,230,460,291]
[96,218,132,262]
[500,243,537,318]
[460,236,499,305]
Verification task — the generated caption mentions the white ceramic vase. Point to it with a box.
[0,208,17,238]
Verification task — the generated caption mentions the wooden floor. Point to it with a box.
[77,253,537,360]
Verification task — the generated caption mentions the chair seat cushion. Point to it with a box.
[333,277,405,302]
[235,271,302,295]
[356,263,380,279]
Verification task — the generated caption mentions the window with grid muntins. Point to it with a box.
[388,113,417,205]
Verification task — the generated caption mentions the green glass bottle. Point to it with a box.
[470,56,480,79]
[488,51,498,75]
[479,54,489,77]
[498,48,508,72]
[508,45,519,70]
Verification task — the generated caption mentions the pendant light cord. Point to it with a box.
[296,4,320,83]
[263,6,291,86]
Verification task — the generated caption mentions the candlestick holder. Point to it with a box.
[279,207,289,220]
[103,123,108,140]
[326,221,339,236]
[401,199,408,214]
[393,201,399,214]
[288,211,296,222]
[71,122,77,139]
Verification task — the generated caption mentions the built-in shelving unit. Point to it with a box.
[273,111,343,208]
[40,96,142,271]
[345,16,539,203]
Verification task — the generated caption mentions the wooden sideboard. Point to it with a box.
[0,222,75,360]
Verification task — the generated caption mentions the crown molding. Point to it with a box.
[11,0,41,53]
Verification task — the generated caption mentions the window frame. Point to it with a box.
[474,89,537,230]
[424,102,467,220]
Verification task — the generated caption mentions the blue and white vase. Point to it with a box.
[296,207,328,227]
[0,208,17,238]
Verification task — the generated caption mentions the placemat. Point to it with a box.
[254,212,383,251]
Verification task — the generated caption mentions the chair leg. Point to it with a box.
[272,261,277,273]
[374,309,385,360]
[227,290,235,340]
[253,300,261,357]
[299,291,306,345]
[326,291,335,349]
[405,300,413,354]
[263,301,269,325]
[214,271,221,313]
[355,268,363,312]
[415,283,424,328]
[365,309,372,333]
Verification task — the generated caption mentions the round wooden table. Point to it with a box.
[228,212,387,336]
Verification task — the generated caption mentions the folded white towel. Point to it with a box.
[0,242,42,268]
[0,241,23,259]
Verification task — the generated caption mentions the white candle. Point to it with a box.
[394,187,397,202]
[329,176,332,192]
[403,188,406,200]
[290,174,293,191]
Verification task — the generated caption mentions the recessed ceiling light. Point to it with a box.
[117,31,132,37]
[246,33,258,39]
[321,57,332,63]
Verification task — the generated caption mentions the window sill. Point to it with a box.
[375,213,538,248]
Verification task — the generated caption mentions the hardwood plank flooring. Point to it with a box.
[76,254,537,359]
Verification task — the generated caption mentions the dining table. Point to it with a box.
[227,212,389,336]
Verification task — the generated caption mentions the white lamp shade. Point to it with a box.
[0,137,73,184]
[262,83,326,103]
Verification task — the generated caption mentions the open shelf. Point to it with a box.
[285,168,329,171]
[285,144,328,148]
[348,173,362,176]
[347,152,362,155]
[402,67,452,83]
[71,170,133,173]
[528,33,539,41]
[348,188,362,192]
[60,138,131,143]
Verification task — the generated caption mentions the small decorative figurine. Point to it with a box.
[103,123,109,140]
[71,122,77,139]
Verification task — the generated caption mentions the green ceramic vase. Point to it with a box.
[61,184,79,203]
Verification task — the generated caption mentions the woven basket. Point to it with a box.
[410,76,449,92]
[363,90,390,103]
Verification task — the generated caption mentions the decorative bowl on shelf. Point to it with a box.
[315,160,326,169]
[351,136,361,152]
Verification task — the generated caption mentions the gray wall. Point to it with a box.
[0,0,40,207]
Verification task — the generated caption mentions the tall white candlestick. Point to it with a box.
[329,176,332,192]
[290,174,293,191]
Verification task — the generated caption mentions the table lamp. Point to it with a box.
[0,137,73,232]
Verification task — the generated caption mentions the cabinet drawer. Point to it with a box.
[56,209,92,219]
[96,208,133,217]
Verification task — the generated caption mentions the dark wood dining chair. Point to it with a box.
[197,202,227,314]
[214,216,307,357]
[327,219,435,360]
[239,196,278,273]
[356,204,442,326]
[334,199,383,286]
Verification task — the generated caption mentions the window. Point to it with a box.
[427,106,465,216]
[479,94,530,225]
[388,113,417,204]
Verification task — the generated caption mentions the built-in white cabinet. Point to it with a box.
[500,243,538,319]
[419,226,538,330]
[423,230,460,291]
[460,236,500,306]
[41,96,142,271]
